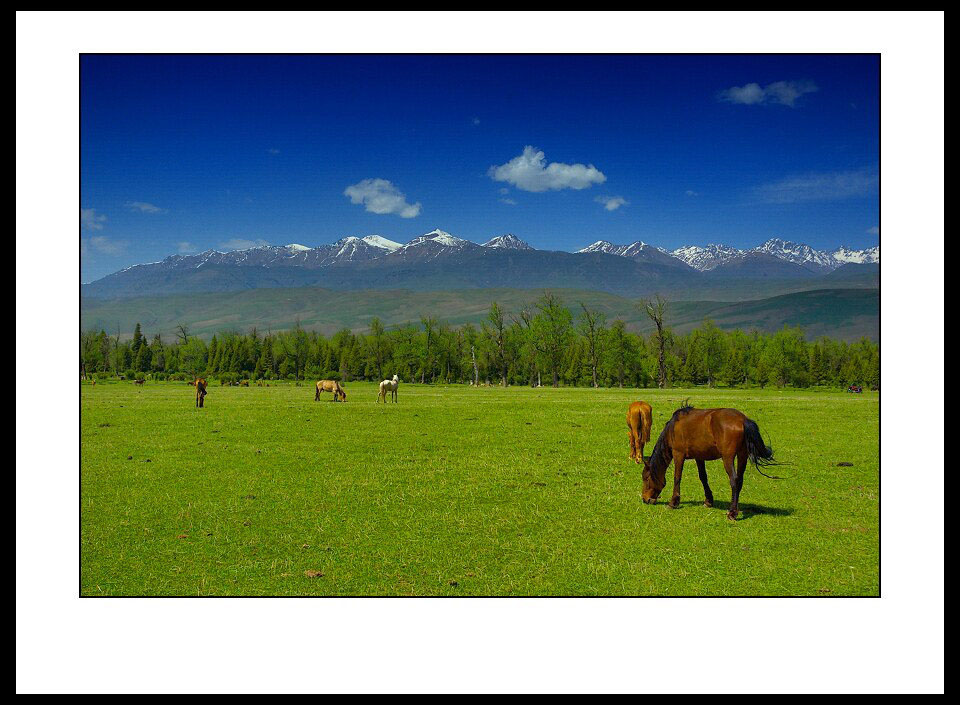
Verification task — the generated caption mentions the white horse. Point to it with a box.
[377,374,399,403]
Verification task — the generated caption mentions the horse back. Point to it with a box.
[669,408,744,459]
[627,401,653,443]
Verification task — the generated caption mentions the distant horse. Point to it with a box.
[240,379,249,387]
[193,378,207,408]
[134,378,145,387]
[626,401,652,465]
[377,374,399,403]
[642,404,776,520]
[315,379,347,402]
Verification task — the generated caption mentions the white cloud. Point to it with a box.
[499,198,518,206]
[595,195,627,211]
[754,168,878,204]
[472,117,481,126]
[719,80,818,107]
[177,241,198,253]
[83,235,126,256]
[125,201,166,213]
[218,238,270,250]
[488,146,606,193]
[81,208,107,230]
[343,178,422,218]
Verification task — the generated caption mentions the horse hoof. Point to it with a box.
[704,500,713,508]
[667,502,679,510]
[727,512,738,521]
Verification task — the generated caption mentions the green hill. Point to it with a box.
[81,286,878,342]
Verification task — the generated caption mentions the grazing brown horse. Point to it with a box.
[626,401,652,465]
[315,379,347,402]
[642,404,775,520]
[193,378,207,408]
[134,378,145,386]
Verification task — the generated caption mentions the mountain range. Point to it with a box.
[82,229,879,300]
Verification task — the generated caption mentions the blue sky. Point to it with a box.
[81,54,879,282]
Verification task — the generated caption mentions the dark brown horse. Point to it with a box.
[642,404,775,520]
[626,401,652,465]
[193,378,207,408]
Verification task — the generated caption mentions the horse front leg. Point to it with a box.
[696,459,714,507]
[668,453,685,509]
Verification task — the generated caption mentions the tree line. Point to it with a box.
[79,293,879,390]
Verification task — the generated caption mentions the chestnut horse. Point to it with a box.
[642,404,776,520]
[193,378,207,408]
[626,401,652,465]
[315,379,347,402]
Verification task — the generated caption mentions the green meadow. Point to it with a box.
[81,381,878,596]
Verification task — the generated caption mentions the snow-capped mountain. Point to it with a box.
[577,240,621,255]
[754,238,839,272]
[667,239,879,272]
[391,228,481,262]
[325,235,402,263]
[578,240,661,258]
[670,244,743,271]
[483,234,533,250]
[83,227,879,300]
[829,245,880,265]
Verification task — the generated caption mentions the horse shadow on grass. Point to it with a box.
[672,499,794,520]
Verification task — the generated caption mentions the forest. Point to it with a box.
[79,293,879,390]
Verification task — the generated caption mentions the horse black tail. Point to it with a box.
[743,418,783,479]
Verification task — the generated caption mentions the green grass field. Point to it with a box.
[81,381,879,596]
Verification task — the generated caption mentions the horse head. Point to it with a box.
[641,455,666,504]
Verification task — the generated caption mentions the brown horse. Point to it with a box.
[134,378,145,386]
[626,401,652,465]
[642,404,775,520]
[315,379,347,402]
[193,378,207,408]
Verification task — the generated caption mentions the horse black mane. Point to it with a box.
[647,402,695,482]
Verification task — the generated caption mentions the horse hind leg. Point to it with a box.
[724,451,747,520]
[628,428,637,462]
[696,459,713,507]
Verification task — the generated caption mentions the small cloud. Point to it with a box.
[125,201,166,214]
[685,190,699,197]
[472,117,481,126]
[719,80,818,107]
[267,148,281,155]
[344,178,421,218]
[80,208,107,230]
[498,187,510,195]
[866,226,879,235]
[218,238,271,250]
[754,168,878,204]
[595,195,627,211]
[489,146,606,193]
[499,198,518,206]
[177,241,198,253]
[83,235,127,256]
